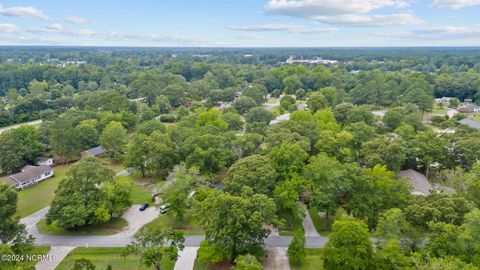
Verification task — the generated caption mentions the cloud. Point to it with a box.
[236,33,262,40]
[46,23,64,31]
[0,23,20,33]
[430,0,480,9]
[228,23,337,34]
[264,0,420,26]
[373,26,480,40]
[0,5,49,20]
[65,16,92,24]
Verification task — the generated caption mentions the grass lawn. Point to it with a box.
[37,217,128,236]
[55,247,175,270]
[98,157,125,173]
[2,246,50,270]
[469,113,480,122]
[278,209,302,236]
[290,249,324,270]
[116,175,154,204]
[2,165,72,218]
[432,108,449,114]
[140,210,203,235]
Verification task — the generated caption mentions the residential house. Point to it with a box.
[80,146,105,157]
[7,165,54,189]
[434,97,453,104]
[397,169,433,196]
[36,157,54,166]
[458,105,480,113]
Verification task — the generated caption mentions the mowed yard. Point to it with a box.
[55,247,175,270]
[1,165,70,218]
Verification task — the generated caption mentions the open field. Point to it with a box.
[0,119,43,135]
[37,217,128,236]
[140,210,203,235]
[55,247,175,270]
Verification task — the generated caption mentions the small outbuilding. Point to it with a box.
[36,157,54,166]
[80,146,105,157]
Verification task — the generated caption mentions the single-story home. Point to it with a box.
[458,105,480,113]
[36,157,54,166]
[80,146,105,157]
[7,165,54,189]
[458,119,480,129]
[397,169,433,196]
[434,97,453,104]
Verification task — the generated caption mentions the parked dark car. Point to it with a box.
[139,204,149,211]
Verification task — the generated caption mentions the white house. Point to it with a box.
[36,157,54,166]
[7,165,54,189]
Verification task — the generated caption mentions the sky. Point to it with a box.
[0,0,480,47]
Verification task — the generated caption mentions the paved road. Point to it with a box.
[35,246,74,270]
[174,247,199,270]
[302,205,320,237]
[264,248,290,270]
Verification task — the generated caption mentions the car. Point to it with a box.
[159,203,170,214]
[139,204,149,211]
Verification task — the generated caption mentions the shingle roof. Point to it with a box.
[398,169,432,196]
[83,146,105,156]
[8,165,53,184]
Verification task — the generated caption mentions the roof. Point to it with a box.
[8,165,53,185]
[36,157,52,162]
[83,146,105,156]
[398,169,433,196]
[459,119,480,129]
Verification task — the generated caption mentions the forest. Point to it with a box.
[1,47,480,270]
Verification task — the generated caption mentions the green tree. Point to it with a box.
[319,86,337,107]
[46,157,118,228]
[323,217,374,270]
[234,96,257,115]
[224,155,278,195]
[374,208,411,240]
[288,229,306,265]
[100,121,127,161]
[361,135,406,172]
[307,92,328,112]
[100,177,133,216]
[124,227,185,270]
[164,166,201,219]
[196,188,278,260]
[0,125,43,172]
[268,143,308,179]
[0,183,34,254]
[383,107,405,130]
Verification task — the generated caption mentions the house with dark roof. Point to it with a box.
[397,169,433,196]
[80,146,105,157]
[7,165,54,189]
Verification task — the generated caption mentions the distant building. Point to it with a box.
[458,119,480,129]
[458,105,480,113]
[7,165,54,189]
[35,157,54,166]
[464,99,473,105]
[269,113,291,125]
[81,146,105,157]
[397,169,433,196]
[434,97,453,104]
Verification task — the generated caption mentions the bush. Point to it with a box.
[288,229,306,265]
[234,254,262,270]
[197,240,229,265]
[159,114,176,123]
